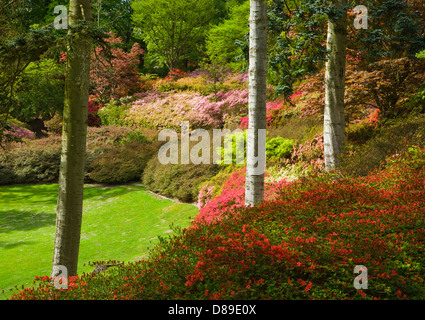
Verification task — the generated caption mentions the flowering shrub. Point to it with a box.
[125,89,249,130]
[283,132,325,174]
[165,69,187,81]
[2,124,35,143]
[194,168,291,224]
[88,98,103,127]
[12,145,425,300]
[239,92,302,129]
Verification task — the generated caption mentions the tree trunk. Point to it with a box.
[324,0,347,171]
[245,0,267,207]
[52,0,92,278]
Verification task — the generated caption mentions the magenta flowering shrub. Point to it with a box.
[195,168,291,225]
[239,91,303,129]
[2,125,35,143]
[284,132,325,172]
[125,89,249,130]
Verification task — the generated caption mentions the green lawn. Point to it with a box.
[0,183,198,299]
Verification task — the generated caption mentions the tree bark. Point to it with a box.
[324,0,347,171]
[52,0,92,278]
[245,0,267,206]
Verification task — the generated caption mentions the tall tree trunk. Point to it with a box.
[324,0,347,171]
[245,0,267,207]
[52,0,92,278]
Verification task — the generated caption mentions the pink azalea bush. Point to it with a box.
[125,89,249,130]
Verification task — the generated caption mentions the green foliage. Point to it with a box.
[354,0,425,62]
[92,0,136,51]
[206,1,250,71]
[267,0,328,97]
[266,136,294,160]
[88,141,157,184]
[216,130,247,165]
[118,130,150,144]
[11,58,65,122]
[97,100,132,126]
[0,26,58,144]
[142,156,222,203]
[340,114,425,177]
[0,135,62,185]
[132,0,215,70]
[417,50,425,59]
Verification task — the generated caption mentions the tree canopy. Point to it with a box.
[132,0,215,70]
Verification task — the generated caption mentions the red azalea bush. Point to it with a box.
[88,97,103,127]
[10,146,425,300]
[165,69,187,81]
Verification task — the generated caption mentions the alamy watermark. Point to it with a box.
[52,265,68,290]
[353,5,368,30]
[53,5,68,30]
[353,265,368,290]
[158,121,266,175]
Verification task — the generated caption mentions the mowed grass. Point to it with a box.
[0,183,198,299]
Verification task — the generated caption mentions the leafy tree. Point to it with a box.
[323,0,348,171]
[92,0,135,51]
[52,0,92,278]
[267,0,328,97]
[10,58,65,122]
[245,0,268,206]
[132,0,215,70]
[206,1,250,71]
[90,32,144,105]
[0,28,56,144]
[351,0,425,63]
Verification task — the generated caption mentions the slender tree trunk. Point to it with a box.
[245,0,267,207]
[52,0,92,278]
[324,0,347,171]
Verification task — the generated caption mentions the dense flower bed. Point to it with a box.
[11,145,425,300]
[125,89,249,130]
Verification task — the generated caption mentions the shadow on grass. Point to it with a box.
[0,241,34,249]
[0,210,56,234]
[0,184,146,234]
[0,183,145,206]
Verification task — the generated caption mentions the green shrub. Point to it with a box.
[98,100,131,126]
[88,141,158,184]
[340,114,425,177]
[216,130,247,165]
[0,135,62,185]
[118,130,150,144]
[11,58,65,123]
[346,120,378,146]
[142,156,222,203]
[0,126,160,186]
[266,136,294,160]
